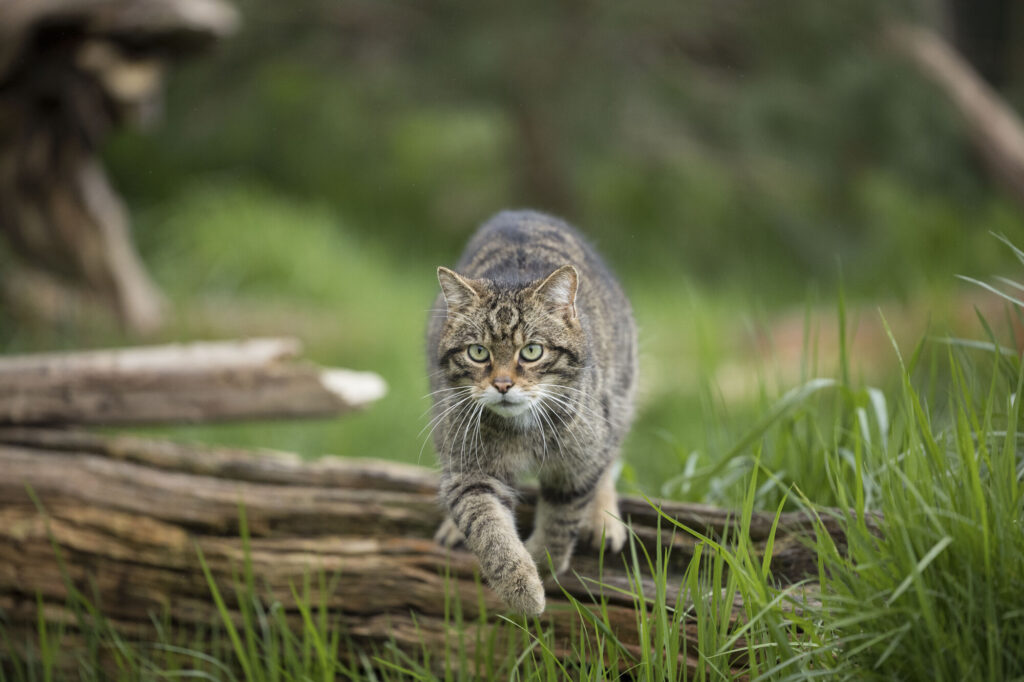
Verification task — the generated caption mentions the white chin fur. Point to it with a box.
[487,402,532,418]
[481,386,532,419]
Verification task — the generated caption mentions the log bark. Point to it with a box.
[0,427,837,675]
[885,23,1024,209]
[0,337,388,425]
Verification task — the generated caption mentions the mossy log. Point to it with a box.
[0,427,838,675]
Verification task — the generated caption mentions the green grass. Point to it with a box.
[3,185,1024,679]
[5,282,1024,679]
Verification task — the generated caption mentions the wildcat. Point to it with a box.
[426,210,637,616]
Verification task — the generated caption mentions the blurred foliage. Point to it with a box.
[105,0,1022,298]
[8,0,1024,491]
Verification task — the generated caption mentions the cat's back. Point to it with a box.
[458,210,622,301]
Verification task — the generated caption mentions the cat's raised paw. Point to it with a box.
[497,567,546,616]
[433,516,466,549]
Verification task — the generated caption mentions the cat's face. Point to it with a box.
[435,265,586,421]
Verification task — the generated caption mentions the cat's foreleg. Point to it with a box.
[438,473,545,616]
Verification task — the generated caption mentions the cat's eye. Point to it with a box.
[520,344,544,362]
[467,344,490,362]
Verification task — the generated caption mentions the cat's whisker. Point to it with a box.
[417,403,468,462]
[418,393,474,437]
[535,401,567,461]
[472,403,486,474]
[538,395,584,452]
[421,385,474,400]
[529,403,548,466]
[465,402,485,473]
[534,384,613,426]
[417,387,474,420]
[434,400,469,471]
[533,386,602,422]
[418,394,476,463]
[443,396,475,447]
[457,399,480,475]
[532,391,604,443]
[450,398,481,473]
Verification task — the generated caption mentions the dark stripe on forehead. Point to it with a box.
[488,302,520,337]
[494,304,516,326]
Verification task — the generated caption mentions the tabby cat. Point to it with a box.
[426,210,637,615]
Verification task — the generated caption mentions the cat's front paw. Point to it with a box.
[433,516,466,548]
[495,563,546,616]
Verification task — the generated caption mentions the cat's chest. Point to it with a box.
[476,415,554,470]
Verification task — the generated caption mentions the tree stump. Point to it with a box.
[0,0,239,333]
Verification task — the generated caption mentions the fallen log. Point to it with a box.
[0,427,837,675]
[0,337,387,425]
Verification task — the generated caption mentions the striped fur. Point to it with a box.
[426,210,637,615]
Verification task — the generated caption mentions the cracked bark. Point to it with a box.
[0,426,840,675]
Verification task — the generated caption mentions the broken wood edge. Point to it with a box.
[0,339,389,425]
[319,368,389,406]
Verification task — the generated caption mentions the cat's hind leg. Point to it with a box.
[434,515,466,548]
[527,464,626,573]
[526,464,603,574]
[580,465,626,553]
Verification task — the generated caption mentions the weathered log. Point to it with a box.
[0,0,238,333]
[885,23,1024,210]
[0,337,387,425]
[0,427,836,674]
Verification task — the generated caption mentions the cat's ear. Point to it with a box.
[437,267,481,311]
[534,265,578,321]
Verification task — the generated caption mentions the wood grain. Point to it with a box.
[0,428,836,675]
[0,339,387,425]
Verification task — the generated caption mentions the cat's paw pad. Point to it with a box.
[497,565,546,616]
[433,516,466,549]
[582,514,627,554]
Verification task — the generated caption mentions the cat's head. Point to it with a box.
[434,265,586,419]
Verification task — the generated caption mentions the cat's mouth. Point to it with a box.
[487,401,531,418]
[481,388,531,418]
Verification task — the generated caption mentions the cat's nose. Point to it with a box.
[493,377,513,394]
